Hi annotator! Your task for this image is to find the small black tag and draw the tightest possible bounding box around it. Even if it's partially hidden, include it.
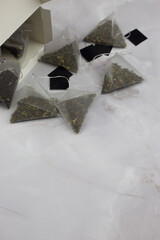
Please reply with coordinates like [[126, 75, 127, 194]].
[[50, 77, 69, 90], [80, 44, 112, 62], [48, 67, 72, 90], [125, 29, 147, 46], [48, 66, 73, 79]]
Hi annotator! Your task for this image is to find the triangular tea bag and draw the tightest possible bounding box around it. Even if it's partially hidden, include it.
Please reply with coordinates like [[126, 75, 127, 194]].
[[39, 29, 80, 73], [10, 77, 59, 123], [101, 54, 144, 94], [56, 90, 96, 133], [84, 14, 126, 48], [40, 42, 78, 73], [10, 96, 59, 123], [0, 60, 20, 109], [2, 24, 31, 59]]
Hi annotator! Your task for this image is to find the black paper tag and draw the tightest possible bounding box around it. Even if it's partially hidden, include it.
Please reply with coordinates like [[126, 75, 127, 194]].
[[80, 44, 112, 62], [48, 66, 73, 79], [125, 29, 147, 46], [48, 67, 72, 90]]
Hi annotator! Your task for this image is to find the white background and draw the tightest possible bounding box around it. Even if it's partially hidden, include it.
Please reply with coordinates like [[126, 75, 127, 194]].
[[0, 0, 160, 239]]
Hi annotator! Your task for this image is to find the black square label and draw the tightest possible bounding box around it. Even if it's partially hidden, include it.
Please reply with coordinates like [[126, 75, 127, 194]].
[[125, 29, 147, 46], [80, 44, 112, 62], [48, 67, 72, 90]]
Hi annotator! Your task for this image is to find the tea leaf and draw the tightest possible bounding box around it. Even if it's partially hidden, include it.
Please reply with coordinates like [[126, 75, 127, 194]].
[[39, 42, 79, 73], [102, 63, 144, 94], [0, 70, 19, 109], [3, 29, 25, 59], [84, 20, 126, 48], [56, 93, 96, 133], [10, 96, 59, 123]]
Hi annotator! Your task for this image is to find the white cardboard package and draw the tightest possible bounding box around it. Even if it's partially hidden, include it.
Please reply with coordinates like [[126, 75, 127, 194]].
[[0, 0, 53, 79]]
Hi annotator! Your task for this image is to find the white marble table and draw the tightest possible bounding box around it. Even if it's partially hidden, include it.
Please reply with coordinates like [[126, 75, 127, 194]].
[[0, 0, 160, 239]]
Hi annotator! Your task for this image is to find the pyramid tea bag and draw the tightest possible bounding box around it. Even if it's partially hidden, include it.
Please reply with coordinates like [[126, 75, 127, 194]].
[[39, 29, 80, 73], [10, 96, 59, 123], [0, 59, 20, 108], [101, 54, 144, 94], [2, 24, 31, 59], [55, 89, 96, 133], [10, 77, 59, 123], [84, 14, 126, 48]]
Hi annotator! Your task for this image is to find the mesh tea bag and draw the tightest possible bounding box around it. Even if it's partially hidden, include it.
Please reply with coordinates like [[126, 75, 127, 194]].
[[0, 59, 20, 108], [101, 54, 144, 94], [84, 13, 126, 48], [2, 24, 31, 59], [10, 76, 59, 123], [39, 29, 80, 73], [55, 89, 96, 133]]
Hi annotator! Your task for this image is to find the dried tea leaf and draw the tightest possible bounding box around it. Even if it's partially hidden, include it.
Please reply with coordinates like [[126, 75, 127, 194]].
[[56, 93, 96, 133], [84, 20, 126, 48], [21, 96, 58, 113], [3, 29, 25, 59], [10, 96, 59, 123], [102, 63, 144, 94], [0, 70, 19, 108], [39, 42, 79, 73]]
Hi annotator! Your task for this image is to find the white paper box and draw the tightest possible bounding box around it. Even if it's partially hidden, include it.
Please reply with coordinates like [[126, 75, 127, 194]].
[[0, 0, 52, 79]]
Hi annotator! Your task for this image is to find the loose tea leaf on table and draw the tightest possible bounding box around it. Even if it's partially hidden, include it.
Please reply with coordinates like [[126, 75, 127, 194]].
[[3, 29, 25, 59], [39, 42, 79, 73], [56, 93, 96, 133], [84, 20, 126, 48], [0, 70, 19, 108], [102, 63, 144, 94], [10, 96, 59, 123]]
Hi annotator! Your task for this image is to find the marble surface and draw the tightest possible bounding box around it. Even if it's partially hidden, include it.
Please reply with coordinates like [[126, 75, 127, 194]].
[[0, 0, 160, 239]]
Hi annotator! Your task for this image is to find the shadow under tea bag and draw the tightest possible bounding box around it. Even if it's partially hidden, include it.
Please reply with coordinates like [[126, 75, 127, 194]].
[[10, 77, 59, 123], [55, 89, 96, 133], [101, 54, 144, 94], [0, 59, 20, 108], [84, 13, 126, 48], [39, 29, 80, 73], [2, 24, 31, 59]]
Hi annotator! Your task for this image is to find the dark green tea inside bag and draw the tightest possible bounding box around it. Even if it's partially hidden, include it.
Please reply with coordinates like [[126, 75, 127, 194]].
[[10, 77, 59, 123], [39, 42, 79, 73], [2, 24, 31, 59], [101, 54, 144, 94], [56, 90, 96, 133], [10, 96, 59, 123], [39, 29, 80, 73], [84, 14, 126, 48], [0, 60, 20, 109]]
